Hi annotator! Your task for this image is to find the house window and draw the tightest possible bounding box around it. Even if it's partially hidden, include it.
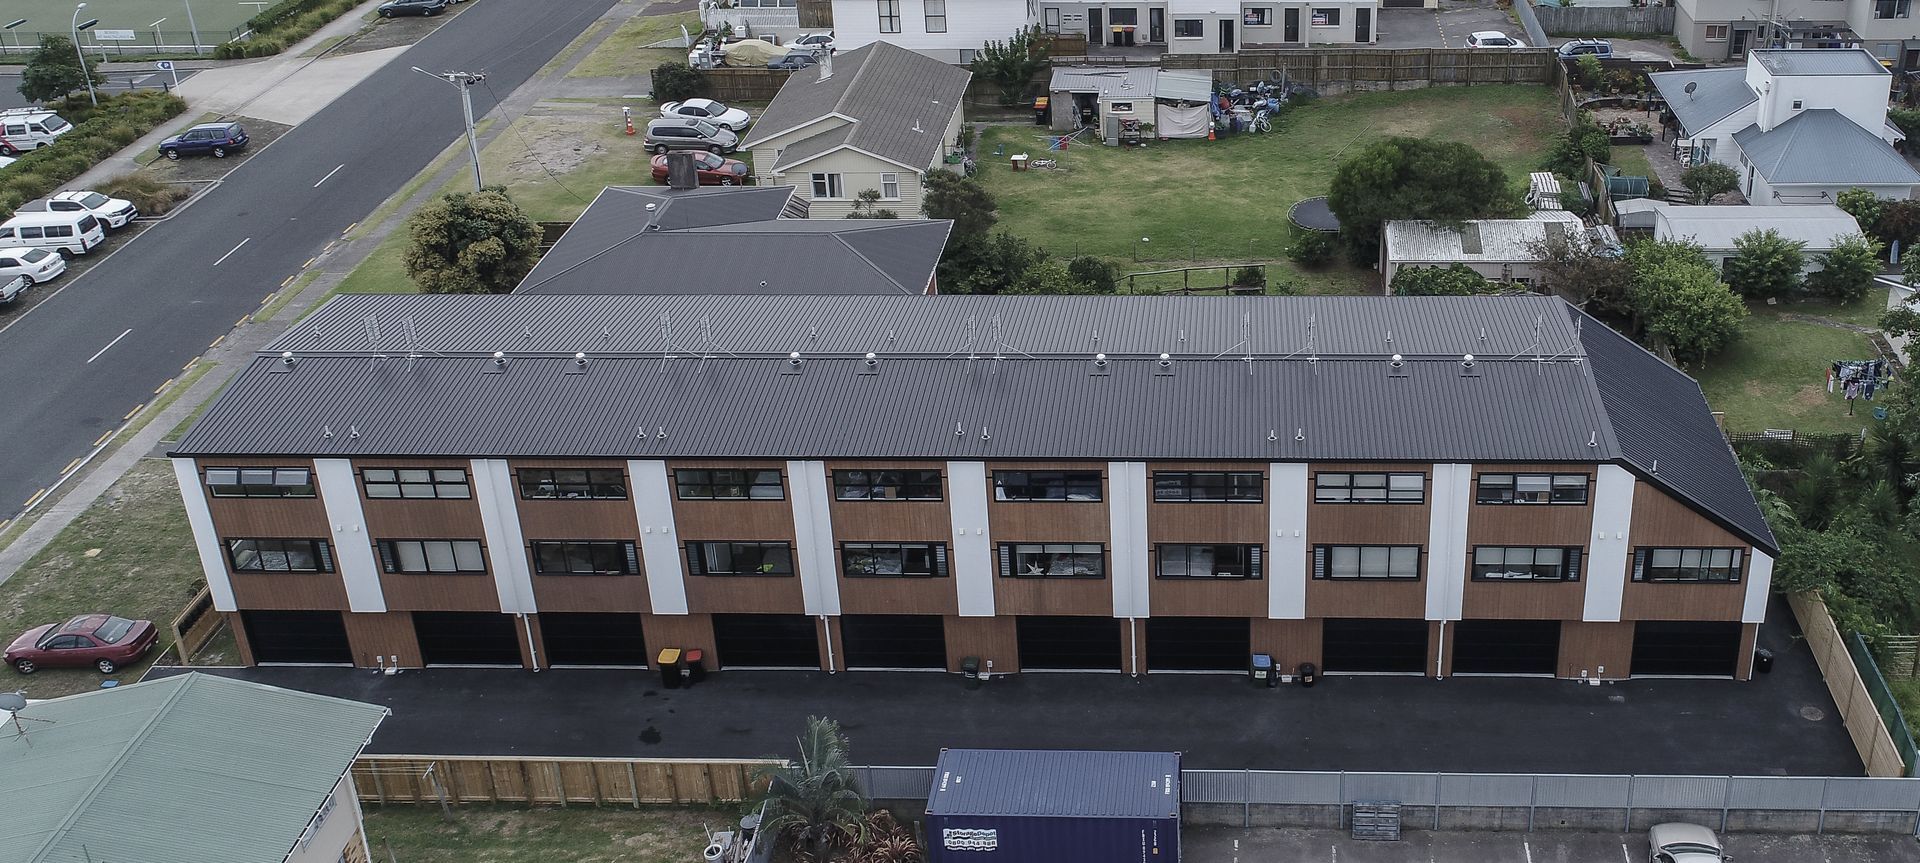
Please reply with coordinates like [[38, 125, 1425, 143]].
[[1153, 471, 1263, 502], [1111, 101, 1135, 112], [1109, 7, 1138, 24], [675, 468, 784, 500], [1476, 473, 1589, 504], [880, 173, 900, 199], [1000, 543, 1106, 578], [1314, 472, 1424, 504], [879, 0, 902, 32], [834, 469, 943, 500], [532, 540, 640, 575], [1313, 545, 1421, 580], [842, 542, 948, 577], [993, 470, 1102, 501], [811, 172, 844, 199], [924, 0, 947, 31], [1157, 544, 1262, 579], [1312, 7, 1339, 25], [1472, 546, 1582, 582], [205, 467, 315, 498], [1792, 99, 1803, 109], [1704, 24, 1728, 40], [1879, 42, 1900, 59], [1633, 547, 1744, 583], [362, 468, 470, 499], [377, 540, 487, 574], [1876, 0, 1910, 18], [1173, 18, 1203, 37], [1243, 7, 1271, 24], [687, 541, 795, 576], [226, 538, 333, 573], [518, 468, 627, 500], [959, 48, 978, 63]]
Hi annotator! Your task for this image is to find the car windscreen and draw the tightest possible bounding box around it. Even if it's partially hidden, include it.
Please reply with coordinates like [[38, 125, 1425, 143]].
[[693, 121, 720, 137], [77, 193, 108, 208], [94, 617, 135, 644], [78, 216, 98, 233], [1660, 844, 1720, 855], [41, 117, 69, 133]]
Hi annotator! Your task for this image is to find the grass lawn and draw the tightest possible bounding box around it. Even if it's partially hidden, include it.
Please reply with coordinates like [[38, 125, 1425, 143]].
[[569, 11, 701, 79], [1694, 293, 1890, 436], [362, 804, 730, 863], [1608, 146, 1655, 186]]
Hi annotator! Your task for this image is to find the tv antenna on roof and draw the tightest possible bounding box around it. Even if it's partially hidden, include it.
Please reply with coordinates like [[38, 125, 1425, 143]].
[[0, 691, 53, 745]]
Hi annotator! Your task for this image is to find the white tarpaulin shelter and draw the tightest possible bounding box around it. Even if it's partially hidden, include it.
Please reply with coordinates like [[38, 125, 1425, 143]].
[[1155, 69, 1213, 139], [721, 39, 786, 66]]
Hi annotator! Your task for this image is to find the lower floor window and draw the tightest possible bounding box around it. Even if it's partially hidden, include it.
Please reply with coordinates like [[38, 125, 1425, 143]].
[[227, 538, 333, 573], [1311, 7, 1339, 25], [1156, 544, 1262, 578], [1314, 545, 1420, 579], [1472, 546, 1580, 582], [532, 540, 639, 575], [378, 539, 486, 573], [1001, 543, 1105, 578], [1634, 547, 1743, 583], [688, 541, 795, 575], [843, 542, 948, 577], [1704, 23, 1728, 40], [1173, 18, 1203, 36], [811, 172, 844, 199]]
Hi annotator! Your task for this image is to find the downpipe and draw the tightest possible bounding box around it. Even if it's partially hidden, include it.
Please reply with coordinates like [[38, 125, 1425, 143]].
[[521, 612, 540, 672]]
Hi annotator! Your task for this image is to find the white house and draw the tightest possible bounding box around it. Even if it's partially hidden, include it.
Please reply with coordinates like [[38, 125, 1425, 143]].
[[832, 0, 1033, 62], [1380, 212, 1587, 290], [829, 0, 1377, 61], [1644, 201, 1864, 272], [1671, 0, 1920, 72]]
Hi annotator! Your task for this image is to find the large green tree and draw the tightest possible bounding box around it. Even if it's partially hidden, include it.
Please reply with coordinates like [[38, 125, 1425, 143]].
[[1625, 238, 1746, 361], [18, 35, 99, 104], [972, 26, 1048, 106], [403, 187, 542, 294], [1680, 161, 1739, 204], [1806, 233, 1883, 303], [1721, 228, 1805, 300], [1327, 137, 1521, 265], [755, 717, 868, 862], [1525, 229, 1634, 318]]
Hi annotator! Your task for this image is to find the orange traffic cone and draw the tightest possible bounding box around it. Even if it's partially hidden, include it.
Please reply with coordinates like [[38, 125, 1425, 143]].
[[625, 116, 636, 136], [1207, 126, 1215, 141]]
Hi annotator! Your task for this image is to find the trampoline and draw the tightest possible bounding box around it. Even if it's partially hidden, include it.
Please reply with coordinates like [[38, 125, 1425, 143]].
[[1289, 196, 1340, 233]]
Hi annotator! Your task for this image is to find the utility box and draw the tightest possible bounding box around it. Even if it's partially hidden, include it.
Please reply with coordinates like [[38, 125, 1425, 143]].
[[925, 749, 1180, 863]]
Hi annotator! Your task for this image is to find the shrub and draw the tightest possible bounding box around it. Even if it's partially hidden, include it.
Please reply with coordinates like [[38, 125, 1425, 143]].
[[651, 63, 705, 104], [100, 173, 191, 216], [0, 91, 186, 219], [1573, 54, 1604, 90], [1286, 230, 1334, 267], [216, 0, 357, 60], [1807, 233, 1884, 304], [1232, 266, 1265, 289], [1722, 228, 1806, 300], [1391, 264, 1488, 296], [1066, 255, 1117, 294]]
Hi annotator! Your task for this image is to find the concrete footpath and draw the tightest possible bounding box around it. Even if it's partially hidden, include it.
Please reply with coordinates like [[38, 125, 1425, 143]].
[[1187, 827, 1920, 863]]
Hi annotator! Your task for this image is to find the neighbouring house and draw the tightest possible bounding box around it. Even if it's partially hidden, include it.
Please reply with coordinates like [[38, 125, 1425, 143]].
[[1046, 66, 1213, 140], [744, 41, 971, 218], [1380, 212, 1587, 288], [1039, 0, 1380, 51], [1672, 0, 1920, 72], [832, 0, 1032, 63], [1638, 201, 1864, 271], [1648, 48, 1920, 204], [701, 0, 806, 45], [0, 672, 388, 863]]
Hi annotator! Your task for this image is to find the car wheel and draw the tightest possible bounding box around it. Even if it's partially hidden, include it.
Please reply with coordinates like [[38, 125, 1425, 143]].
[[212, 146, 228, 158], [12, 659, 33, 674], [381, 8, 394, 15], [163, 149, 180, 161], [652, 144, 668, 155], [720, 177, 734, 186], [20, 274, 36, 287], [96, 659, 116, 674], [707, 145, 722, 154], [0, 145, 15, 156]]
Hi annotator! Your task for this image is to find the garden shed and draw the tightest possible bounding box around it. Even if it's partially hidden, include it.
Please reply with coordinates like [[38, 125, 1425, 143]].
[[1049, 66, 1158, 135], [1154, 69, 1215, 139], [925, 749, 1181, 863]]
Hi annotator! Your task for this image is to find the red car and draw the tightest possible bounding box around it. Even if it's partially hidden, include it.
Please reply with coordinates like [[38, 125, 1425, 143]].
[[5, 614, 157, 674], [651, 151, 749, 186]]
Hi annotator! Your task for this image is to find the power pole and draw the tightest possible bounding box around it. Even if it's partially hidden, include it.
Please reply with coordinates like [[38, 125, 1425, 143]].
[[412, 67, 487, 192]]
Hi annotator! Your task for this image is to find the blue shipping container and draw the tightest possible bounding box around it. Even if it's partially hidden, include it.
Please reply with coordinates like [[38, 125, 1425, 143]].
[[924, 749, 1180, 863]]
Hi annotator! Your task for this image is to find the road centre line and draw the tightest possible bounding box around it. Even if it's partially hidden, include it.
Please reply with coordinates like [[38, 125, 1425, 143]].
[[314, 164, 346, 187], [86, 328, 132, 363], [213, 237, 250, 266]]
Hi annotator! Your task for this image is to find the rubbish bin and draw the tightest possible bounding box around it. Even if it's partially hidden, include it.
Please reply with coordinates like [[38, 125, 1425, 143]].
[[1250, 653, 1273, 686], [1033, 96, 1050, 126], [1297, 662, 1317, 688], [684, 648, 706, 686], [657, 648, 683, 689], [1754, 648, 1775, 674], [961, 656, 981, 679]]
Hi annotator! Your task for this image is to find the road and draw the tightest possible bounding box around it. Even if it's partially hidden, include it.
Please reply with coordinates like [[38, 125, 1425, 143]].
[[0, 0, 619, 517], [0, 71, 200, 111]]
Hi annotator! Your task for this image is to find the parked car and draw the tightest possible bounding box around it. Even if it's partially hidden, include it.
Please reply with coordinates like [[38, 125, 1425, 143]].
[[792, 31, 835, 53], [1647, 823, 1725, 863], [651, 151, 750, 185], [18, 190, 139, 230], [768, 51, 819, 70], [643, 117, 739, 155], [158, 122, 249, 160], [660, 98, 753, 132], [0, 274, 24, 304], [1467, 31, 1527, 48], [0, 210, 105, 257], [0, 108, 72, 155], [4, 614, 158, 674], [0, 246, 67, 286], [1558, 38, 1614, 59], [378, 0, 447, 15]]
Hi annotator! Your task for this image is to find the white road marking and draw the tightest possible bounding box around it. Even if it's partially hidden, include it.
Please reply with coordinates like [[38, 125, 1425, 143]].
[[313, 164, 346, 187], [86, 328, 131, 363], [1622, 842, 1634, 863], [213, 237, 249, 266], [1524, 840, 1534, 863]]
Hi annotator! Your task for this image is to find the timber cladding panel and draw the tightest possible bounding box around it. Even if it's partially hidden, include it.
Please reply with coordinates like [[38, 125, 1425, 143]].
[[994, 576, 1113, 616], [1465, 465, 1595, 546], [356, 457, 487, 539], [982, 460, 1111, 542], [199, 456, 330, 537], [1145, 461, 1270, 544], [1305, 577, 1427, 619], [379, 574, 502, 613], [943, 615, 1019, 673], [684, 572, 807, 614], [1461, 578, 1585, 619], [344, 611, 422, 667], [230, 573, 350, 610], [508, 458, 643, 542], [669, 459, 797, 541], [837, 569, 959, 614], [1558, 620, 1632, 679], [1150, 577, 1268, 617], [644, 613, 717, 666], [352, 757, 776, 805], [823, 459, 953, 541], [1253, 618, 1321, 669], [532, 574, 653, 613], [1618, 481, 1749, 620]]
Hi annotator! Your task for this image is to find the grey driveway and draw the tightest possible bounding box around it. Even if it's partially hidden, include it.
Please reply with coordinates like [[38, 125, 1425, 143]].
[[1188, 828, 1920, 863], [1377, 0, 1520, 48]]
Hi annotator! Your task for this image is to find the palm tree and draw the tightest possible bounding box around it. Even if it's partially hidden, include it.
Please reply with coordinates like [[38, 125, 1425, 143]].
[[757, 716, 869, 862]]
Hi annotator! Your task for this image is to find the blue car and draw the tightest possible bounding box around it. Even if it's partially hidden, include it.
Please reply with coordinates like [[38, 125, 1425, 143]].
[[157, 122, 249, 161]]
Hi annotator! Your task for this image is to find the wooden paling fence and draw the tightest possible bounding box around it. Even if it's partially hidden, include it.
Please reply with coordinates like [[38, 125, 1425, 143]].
[[353, 756, 780, 807], [1789, 592, 1909, 777], [1157, 48, 1556, 88], [168, 586, 223, 666]]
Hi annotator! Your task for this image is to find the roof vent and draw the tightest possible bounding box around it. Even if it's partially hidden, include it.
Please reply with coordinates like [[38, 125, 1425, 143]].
[[782, 351, 803, 376], [566, 351, 589, 375], [858, 351, 879, 376], [281, 351, 296, 366], [1459, 353, 1480, 378], [271, 350, 296, 374], [484, 350, 507, 375], [1154, 352, 1173, 377], [645, 202, 658, 211], [1090, 352, 1110, 377], [1389, 353, 1408, 379], [575, 352, 588, 366]]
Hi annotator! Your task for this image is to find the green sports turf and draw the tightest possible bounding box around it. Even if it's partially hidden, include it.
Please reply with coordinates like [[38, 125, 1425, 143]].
[[0, 0, 257, 53]]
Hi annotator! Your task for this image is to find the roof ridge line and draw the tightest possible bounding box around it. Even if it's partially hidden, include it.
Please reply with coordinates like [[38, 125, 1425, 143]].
[[830, 44, 881, 118], [30, 676, 196, 863], [828, 230, 912, 293]]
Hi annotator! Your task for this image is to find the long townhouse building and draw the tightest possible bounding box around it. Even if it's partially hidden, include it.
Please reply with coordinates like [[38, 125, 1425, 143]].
[[169, 293, 1777, 680]]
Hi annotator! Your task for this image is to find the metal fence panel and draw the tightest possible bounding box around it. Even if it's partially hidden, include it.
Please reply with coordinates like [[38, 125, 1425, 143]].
[[1727, 776, 1827, 810], [1822, 777, 1920, 811], [1851, 634, 1920, 776], [1247, 770, 1341, 804], [861, 766, 935, 801], [1533, 774, 1632, 808], [1631, 776, 1729, 809], [1343, 772, 1438, 805], [1183, 770, 1248, 804], [1438, 773, 1535, 807]]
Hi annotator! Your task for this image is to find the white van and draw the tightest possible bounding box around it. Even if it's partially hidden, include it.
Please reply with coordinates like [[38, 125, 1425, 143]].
[[0, 211, 104, 256], [0, 109, 72, 155]]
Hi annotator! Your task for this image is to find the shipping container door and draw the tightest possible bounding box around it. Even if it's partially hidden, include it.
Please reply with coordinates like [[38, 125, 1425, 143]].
[[1321, 618, 1428, 673], [414, 611, 522, 666], [541, 612, 648, 666], [841, 614, 947, 669], [241, 610, 351, 665], [1015, 616, 1122, 670], [713, 613, 820, 668], [1145, 617, 1250, 671], [1450, 620, 1560, 675], [1631, 620, 1742, 676]]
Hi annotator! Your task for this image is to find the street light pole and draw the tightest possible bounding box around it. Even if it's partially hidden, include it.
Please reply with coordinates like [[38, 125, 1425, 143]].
[[3, 20, 25, 56], [71, 5, 98, 108], [413, 66, 487, 192], [183, 0, 201, 55]]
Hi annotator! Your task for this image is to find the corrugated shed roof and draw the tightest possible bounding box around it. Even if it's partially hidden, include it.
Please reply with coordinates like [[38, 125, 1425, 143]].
[[745, 42, 971, 172], [0, 673, 388, 863], [1647, 67, 1756, 136], [1156, 69, 1214, 103], [1652, 202, 1860, 250], [1050, 66, 1158, 98], [1384, 214, 1581, 264], [927, 750, 1180, 818], [1752, 48, 1888, 76], [1732, 110, 1920, 187]]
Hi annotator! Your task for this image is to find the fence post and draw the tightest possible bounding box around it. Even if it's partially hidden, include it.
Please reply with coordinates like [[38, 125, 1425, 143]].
[[1434, 773, 1443, 830], [1720, 775, 1732, 832], [1244, 769, 1251, 828], [1527, 775, 1537, 832], [1339, 771, 1347, 830], [1818, 777, 1829, 834], [1625, 775, 1635, 832]]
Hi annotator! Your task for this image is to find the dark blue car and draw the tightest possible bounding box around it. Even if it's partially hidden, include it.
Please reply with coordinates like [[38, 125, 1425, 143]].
[[157, 122, 249, 161]]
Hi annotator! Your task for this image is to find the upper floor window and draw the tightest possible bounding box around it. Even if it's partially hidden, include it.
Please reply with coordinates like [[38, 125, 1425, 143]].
[[1314, 472, 1423, 504], [377, 539, 487, 574], [206, 467, 314, 498], [532, 540, 640, 575], [1476, 473, 1589, 505], [227, 538, 333, 573], [676, 468, 784, 500], [834, 469, 943, 501], [518, 468, 628, 500], [363, 467, 470, 500], [1153, 471, 1262, 503], [1472, 546, 1581, 582], [878, 0, 902, 33], [924, 0, 947, 31], [881, 173, 901, 200], [1313, 545, 1420, 580], [1633, 547, 1744, 583], [1000, 543, 1106, 578], [1173, 18, 1203, 37], [1157, 544, 1262, 579], [843, 542, 948, 577], [994, 470, 1102, 501], [1876, 0, 1909, 18], [687, 541, 795, 576]]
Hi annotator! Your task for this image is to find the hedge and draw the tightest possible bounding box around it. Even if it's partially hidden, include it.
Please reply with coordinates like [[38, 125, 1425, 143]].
[[246, 0, 335, 32], [0, 91, 188, 215], [215, 0, 361, 59]]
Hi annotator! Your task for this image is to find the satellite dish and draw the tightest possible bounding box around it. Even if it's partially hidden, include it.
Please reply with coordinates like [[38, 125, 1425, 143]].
[[1684, 81, 1698, 98], [0, 692, 23, 712]]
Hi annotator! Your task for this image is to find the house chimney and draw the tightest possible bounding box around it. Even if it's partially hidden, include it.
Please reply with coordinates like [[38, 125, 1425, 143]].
[[665, 151, 700, 189], [819, 50, 832, 80]]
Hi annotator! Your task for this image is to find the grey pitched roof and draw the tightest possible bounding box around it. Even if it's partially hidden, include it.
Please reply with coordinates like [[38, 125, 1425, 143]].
[[175, 294, 1774, 552], [1751, 48, 1888, 76], [0, 673, 388, 863], [770, 123, 854, 171], [1050, 66, 1158, 97], [745, 41, 972, 171], [1648, 67, 1757, 137], [1651, 203, 1861, 250], [1732, 109, 1920, 186], [518, 186, 949, 296]]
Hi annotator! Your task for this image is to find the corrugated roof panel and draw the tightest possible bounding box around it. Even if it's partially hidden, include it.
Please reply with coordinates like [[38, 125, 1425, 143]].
[[1731, 110, 1920, 187], [927, 750, 1180, 818], [1647, 67, 1756, 136]]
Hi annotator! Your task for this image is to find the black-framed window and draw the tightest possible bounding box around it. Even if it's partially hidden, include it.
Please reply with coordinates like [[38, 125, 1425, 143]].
[[1313, 545, 1421, 580], [531, 541, 640, 575], [377, 539, 487, 574], [993, 470, 1102, 501], [518, 468, 628, 500], [999, 543, 1106, 578], [1153, 471, 1262, 502], [675, 468, 784, 500], [1314, 472, 1424, 504], [1476, 473, 1589, 505], [1633, 547, 1744, 583], [687, 542, 795, 576], [226, 538, 333, 573], [842, 542, 948, 577], [363, 468, 471, 500], [923, 0, 946, 31], [834, 469, 943, 501], [1472, 546, 1582, 582], [1173, 18, 1203, 36], [878, 0, 901, 32], [205, 467, 314, 498], [1156, 544, 1262, 579]]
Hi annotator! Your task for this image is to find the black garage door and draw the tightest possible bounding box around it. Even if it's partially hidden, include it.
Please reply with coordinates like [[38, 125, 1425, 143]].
[[1016, 616, 1122, 670], [541, 613, 648, 666], [1451, 620, 1561, 675], [1632, 621, 1742, 676], [415, 611, 522, 666], [841, 614, 947, 669], [1322, 618, 1429, 673], [1146, 617, 1251, 671], [241, 610, 351, 665], [714, 614, 819, 668]]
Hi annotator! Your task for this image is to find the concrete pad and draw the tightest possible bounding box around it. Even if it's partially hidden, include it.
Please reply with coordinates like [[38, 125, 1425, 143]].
[[235, 46, 410, 126]]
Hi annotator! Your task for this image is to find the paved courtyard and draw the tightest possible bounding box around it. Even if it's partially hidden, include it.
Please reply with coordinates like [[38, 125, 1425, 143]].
[[1188, 828, 1920, 863]]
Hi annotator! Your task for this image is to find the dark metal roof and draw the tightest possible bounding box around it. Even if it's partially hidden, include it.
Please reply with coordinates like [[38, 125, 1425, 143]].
[[926, 750, 1180, 819], [1647, 67, 1756, 137], [744, 41, 972, 171]]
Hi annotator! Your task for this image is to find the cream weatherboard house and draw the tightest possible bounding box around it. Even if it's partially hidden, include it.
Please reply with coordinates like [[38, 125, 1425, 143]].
[[744, 41, 972, 218], [828, 0, 1379, 59]]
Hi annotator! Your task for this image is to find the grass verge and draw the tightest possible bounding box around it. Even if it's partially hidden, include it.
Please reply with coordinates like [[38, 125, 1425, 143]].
[[1694, 294, 1889, 435], [362, 804, 728, 863], [568, 11, 701, 79]]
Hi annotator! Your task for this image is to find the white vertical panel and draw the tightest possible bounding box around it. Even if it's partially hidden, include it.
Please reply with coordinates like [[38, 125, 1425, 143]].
[[629, 460, 688, 615], [1107, 461, 1150, 618], [1744, 550, 1774, 624], [470, 459, 537, 614], [1425, 464, 1471, 621], [171, 458, 237, 613], [1268, 463, 1309, 619], [1583, 464, 1637, 623], [788, 460, 842, 616], [947, 461, 995, 616], [313, 459, 386, 613]]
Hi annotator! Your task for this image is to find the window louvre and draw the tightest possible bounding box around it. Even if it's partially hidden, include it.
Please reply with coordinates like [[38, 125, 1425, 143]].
[[688, 542, 795, 576], [1153, 471, 1262, 502], [1000, 543, 1105, 578], [1314, 472, 1423, 504], [834, 469, 943, 501], [1477, 473, 1589, 505], [1156, 543, 1262, 579], [531, 540, 641, 575], [518, 468, 628, 500], [226, 538, 334, 573], [1471, 546, 1581, 582], [206, 466, 315, 498], [1632, 547, 1744, 583], [993, 470, 1103, 501], [675, 468, 785, 500], [376, 540, 487, 574], [363, 467, 471, 500], [1312, 545, 1421, 579], [841, 542, 949, 577]]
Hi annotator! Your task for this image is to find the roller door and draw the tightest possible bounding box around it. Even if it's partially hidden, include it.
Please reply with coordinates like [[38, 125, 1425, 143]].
[[841, 614, 947, 669], [1016, 616, 1122, 670], [414, 611, 522, 666], [1632, 621, 1742, 676], [1451, 620, 1561, 675], [541, 613, 648, 666], [1322, 618, 1428, 673], [1146, 617, 1251, 671], [714, 613, 820, 668], [241, 610, 351, 665]]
